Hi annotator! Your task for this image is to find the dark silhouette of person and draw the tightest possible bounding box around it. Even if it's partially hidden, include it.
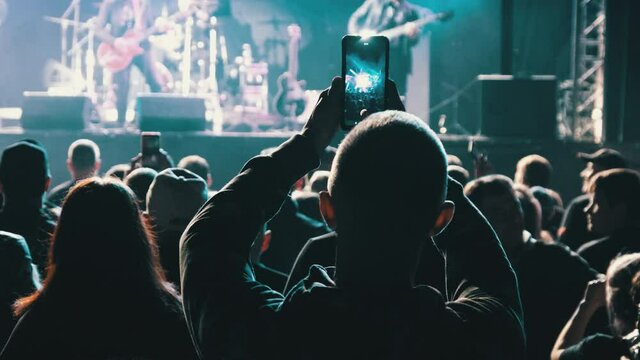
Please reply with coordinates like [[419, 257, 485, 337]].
[[178, 155, 214, 190], [514, 154, 553, 189], [559, 148, 627, 250], [552, 254, 640, 359], [145, 168, 207, 289], [0, 178, 197, 359], [0, 232, 39, 348], [179, 78, 525, 359], [0, 141, 57, 278], [578, 169, 640, 274], [464, 175, 598, 360], [124, 167, 157, 211]]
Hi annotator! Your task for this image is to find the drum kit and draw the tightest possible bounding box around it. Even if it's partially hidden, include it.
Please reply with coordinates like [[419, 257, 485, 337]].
[[42, 0, 305, 131]]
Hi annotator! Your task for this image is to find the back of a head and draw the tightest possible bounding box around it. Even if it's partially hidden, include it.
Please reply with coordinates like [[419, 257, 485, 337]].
[[590, 168, 640, 221], [124, 167, 158, 210], [447, 154, 463, 167], [607, 253, 640, 336], [177, 155, 211, 184], [447, 165, 469, 186], [51, 178, 161, 285], [309, 171, 330, 193], [68, 139, 100, 175], [514, 184, 542, 238], [465, 174, 518, 210], [105, 164, 131, 181], [330, 111, 447, 261], [464, 175, 528, 249], [515, 154, 552, 188], [0, 141, 50, 199], [146, 168, 208, 231]]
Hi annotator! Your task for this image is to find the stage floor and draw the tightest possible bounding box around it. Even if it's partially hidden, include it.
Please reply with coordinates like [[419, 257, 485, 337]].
[[0, 127, 634, 203]]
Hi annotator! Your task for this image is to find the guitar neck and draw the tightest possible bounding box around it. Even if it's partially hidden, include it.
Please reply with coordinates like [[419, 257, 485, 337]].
[[377, 12, 445, 40]]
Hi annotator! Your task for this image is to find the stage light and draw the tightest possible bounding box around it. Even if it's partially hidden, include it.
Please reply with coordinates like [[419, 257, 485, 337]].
[[354, 73, 373, 92]]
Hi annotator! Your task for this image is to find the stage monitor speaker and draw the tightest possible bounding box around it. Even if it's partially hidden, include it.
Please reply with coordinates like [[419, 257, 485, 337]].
[[457, 75, 557, 139], [136, 94, 207, 132], [20, 92, 91, 131]]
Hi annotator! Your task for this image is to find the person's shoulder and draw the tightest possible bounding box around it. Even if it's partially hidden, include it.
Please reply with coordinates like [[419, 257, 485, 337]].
[[527, 240, 598, 275], [307, 231, 338, 246], [530, 239, 582, 257], [577, 236, 610, 255], [0, 231, 30, 258], [49, 180, 73, 194], [567, 194, 590, 209]]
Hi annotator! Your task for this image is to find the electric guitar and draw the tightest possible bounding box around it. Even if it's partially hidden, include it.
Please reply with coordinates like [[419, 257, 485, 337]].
[[274, 24, 306, 118], [96, 9, 191, 73], [374, 10, 453, 40]]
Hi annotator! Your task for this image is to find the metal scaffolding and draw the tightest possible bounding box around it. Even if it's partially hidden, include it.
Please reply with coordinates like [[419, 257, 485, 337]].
[[559, 0, 606, 142]]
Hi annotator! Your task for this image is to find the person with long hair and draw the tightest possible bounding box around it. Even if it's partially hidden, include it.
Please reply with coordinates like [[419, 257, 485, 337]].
[[0, 178, 197, 359], [551, 253, 640, 359]]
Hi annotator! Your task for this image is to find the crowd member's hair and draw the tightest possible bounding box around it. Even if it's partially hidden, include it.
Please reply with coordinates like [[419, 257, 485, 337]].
[[105, 164, 130, 181], [606, 253, 640, 336], [309, 171, 330, 193], [515, 154, 553, 188], [447, 154, 463, 167], [68, 139, 100, 174], [177, 155, 211, 184], [329, 111, 447, 279], [514, 184, 542, 238], [464, 174, 519, 210], [531, 186, 564, 232], [124, 168, 158, 211], [448, 165, 470, 186], [589, 169, 640, 222], [14, 178, 175, 316], [0, 141, 51, 199]]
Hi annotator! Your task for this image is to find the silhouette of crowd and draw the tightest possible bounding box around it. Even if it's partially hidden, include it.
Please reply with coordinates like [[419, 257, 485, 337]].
[[1, 77, 640, 360]]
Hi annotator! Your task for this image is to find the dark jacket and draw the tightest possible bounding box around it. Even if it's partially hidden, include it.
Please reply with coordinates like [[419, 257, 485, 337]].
[[514, 236, 598, 360], [0, 203, 57, 277], [47, 180, 76, 207], [0, 232, 38, 349], [559, 195, 600, 251], [0, 285, 197, 359], [180, 134, 525, 359], [261, 196, 329, 274], [578, 226, 640, 274], [285, 231, 446, 295]]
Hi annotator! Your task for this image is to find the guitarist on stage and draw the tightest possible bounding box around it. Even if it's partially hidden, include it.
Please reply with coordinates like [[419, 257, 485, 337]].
[[95, 0, 164, 126], [348, 0, 433, 96]]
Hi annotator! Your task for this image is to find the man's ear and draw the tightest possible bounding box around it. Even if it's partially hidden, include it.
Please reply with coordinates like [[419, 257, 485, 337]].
[[319, 191, 337, 230], [429, 200, 455, 237], [95, 160, 102, 175]]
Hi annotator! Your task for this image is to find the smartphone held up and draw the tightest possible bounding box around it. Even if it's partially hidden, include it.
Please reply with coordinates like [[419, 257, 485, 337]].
[[341, 35, 389, 130]]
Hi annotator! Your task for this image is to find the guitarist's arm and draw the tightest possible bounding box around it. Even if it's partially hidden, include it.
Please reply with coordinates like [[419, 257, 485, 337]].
[[348, 0, 375, 34], [403, 4, 432, 44]]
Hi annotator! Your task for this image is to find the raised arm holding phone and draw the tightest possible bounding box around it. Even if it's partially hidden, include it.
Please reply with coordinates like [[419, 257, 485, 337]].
[[179, 71, 524, 358]]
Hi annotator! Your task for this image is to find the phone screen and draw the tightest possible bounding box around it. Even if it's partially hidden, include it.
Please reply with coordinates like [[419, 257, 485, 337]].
[[342, 35, 389, 129], [141, 132, 161, 156]]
